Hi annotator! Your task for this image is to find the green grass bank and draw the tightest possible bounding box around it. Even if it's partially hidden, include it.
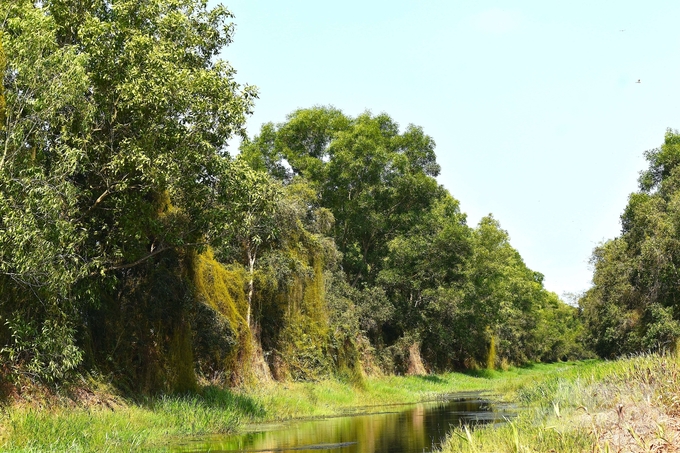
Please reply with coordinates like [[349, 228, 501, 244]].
[[2, 359, 669, 452]]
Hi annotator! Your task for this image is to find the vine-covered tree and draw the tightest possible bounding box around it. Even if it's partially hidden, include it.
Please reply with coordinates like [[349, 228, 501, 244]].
[[0, 0, 255, 381], [0, 35, 5, 129]]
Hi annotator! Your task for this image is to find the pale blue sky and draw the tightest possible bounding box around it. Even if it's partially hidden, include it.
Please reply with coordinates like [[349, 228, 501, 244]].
[[215, 1, 680, 298]]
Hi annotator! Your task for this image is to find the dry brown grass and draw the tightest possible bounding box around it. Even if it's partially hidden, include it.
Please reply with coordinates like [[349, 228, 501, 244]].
[[442, 355, 680, 453], [583, 356, 680, 452]]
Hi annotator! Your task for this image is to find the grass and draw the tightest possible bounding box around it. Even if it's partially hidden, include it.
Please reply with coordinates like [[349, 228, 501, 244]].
[[439, 354, 680, 452], [0, 388, 262, 452], [1, 359, 670, 452], [245, 362, 590, 421]]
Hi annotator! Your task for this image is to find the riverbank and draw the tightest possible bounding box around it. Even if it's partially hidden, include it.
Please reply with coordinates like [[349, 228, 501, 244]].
[[440, 353, 680, 452], [0, 362, 587, 452]]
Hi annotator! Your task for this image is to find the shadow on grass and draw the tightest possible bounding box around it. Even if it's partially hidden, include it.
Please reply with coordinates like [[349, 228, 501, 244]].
[[200, 385, 266, 418], [462, 369, 498, 379], [415, 375, 446, 384], [516, 362, 539, 370], [140, 385, 266, 419]]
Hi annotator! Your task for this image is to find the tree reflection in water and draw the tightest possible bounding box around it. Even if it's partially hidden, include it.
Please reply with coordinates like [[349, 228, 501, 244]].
[[172, 393, 515, 453]]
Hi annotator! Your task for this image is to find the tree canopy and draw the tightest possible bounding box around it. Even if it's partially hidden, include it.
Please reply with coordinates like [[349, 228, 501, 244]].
[[0, 0, 255, 382], [0, 1, 586, 389], [242, 107, 444, 288], [243, 108, 586, 373]]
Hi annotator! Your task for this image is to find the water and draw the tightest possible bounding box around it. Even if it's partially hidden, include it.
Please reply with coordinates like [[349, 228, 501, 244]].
[[171, 392, 514, 453]]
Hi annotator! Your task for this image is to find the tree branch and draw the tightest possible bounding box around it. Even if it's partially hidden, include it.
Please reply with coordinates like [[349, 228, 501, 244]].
[[94, 242, 208, 274]]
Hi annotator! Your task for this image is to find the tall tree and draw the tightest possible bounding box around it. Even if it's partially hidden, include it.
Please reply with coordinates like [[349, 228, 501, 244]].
[[214, 159, 282, 327], [0, 0, 255, 379], [581, 130, 680, 357], [242, 107, 443, 288]]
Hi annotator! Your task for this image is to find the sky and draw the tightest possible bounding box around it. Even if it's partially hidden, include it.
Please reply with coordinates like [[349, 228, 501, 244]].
[[212, 0, 680, 299]]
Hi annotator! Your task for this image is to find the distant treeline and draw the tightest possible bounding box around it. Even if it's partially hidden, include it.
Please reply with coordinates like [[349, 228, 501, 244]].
[[0, 0, 586, 393]]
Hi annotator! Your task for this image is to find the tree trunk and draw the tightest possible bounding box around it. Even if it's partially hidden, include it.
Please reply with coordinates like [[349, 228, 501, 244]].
[[406, 342, 426, 375], [246, 249, 255, 327]]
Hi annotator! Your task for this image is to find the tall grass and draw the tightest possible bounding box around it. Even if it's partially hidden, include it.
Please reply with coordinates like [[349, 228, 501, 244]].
[[440, 354, 680, 452], [248, 362, 589, 421], [0, 387, 263, 452]]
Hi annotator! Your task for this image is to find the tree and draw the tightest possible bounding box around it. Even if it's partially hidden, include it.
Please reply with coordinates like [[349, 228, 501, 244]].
[[377, 194, 472, 364], [448, 216, 582, 367], [0, 0, 255, 380], [242, 107, 443, 288], [581, 130, 680, 357], [214, 159, 282, 327]]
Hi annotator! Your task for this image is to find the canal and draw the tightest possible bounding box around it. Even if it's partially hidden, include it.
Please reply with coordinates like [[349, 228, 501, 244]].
[[171, 392, 514, 453]]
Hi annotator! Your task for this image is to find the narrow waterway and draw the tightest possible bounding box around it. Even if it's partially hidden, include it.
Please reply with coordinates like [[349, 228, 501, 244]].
[[171, 392, 515, 453]]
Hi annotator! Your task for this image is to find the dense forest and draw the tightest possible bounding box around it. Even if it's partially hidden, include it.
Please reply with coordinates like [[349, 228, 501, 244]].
[[0, 0, 622, 395]]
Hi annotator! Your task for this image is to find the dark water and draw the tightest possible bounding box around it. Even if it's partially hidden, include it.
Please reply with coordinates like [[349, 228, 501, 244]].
[[170, 392, 514, 453]]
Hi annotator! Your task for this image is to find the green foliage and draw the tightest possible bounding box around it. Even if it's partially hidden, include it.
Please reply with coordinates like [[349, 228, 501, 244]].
[[324, 271, 366, 385], [516, 292, 589, 362], [0, 0, 585, 388], [81, 250, 195, 393], [377, 194, 472, 369], [282, 258, 330, 374], [0, 0, 254, 383], [1, 315, 82, 382], [581, 130, 680, 357], [378, 194, 471, 327], [213, 159, 284, 329], [0, 1, 93, 379], [215, 161, 283, 263], [253, 182, 339, 380], [246, 108, 586, 374], [243, 107, 443, 288], [190, 248, 250, 384]]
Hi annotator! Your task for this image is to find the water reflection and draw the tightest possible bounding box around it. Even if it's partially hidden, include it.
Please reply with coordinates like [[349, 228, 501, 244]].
[[171, 393, 514, 453]]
